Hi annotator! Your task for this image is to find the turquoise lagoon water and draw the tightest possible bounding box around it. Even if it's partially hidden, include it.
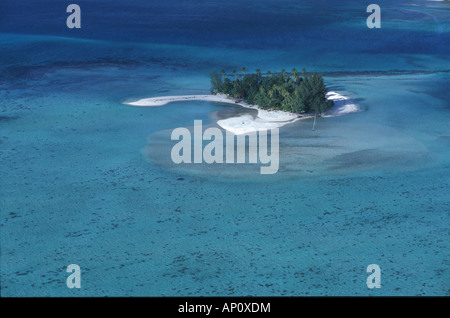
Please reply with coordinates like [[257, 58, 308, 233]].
[[1, 1, 449, 296]]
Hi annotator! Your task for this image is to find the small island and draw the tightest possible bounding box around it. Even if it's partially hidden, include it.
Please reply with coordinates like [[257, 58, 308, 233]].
[[210, 68, 334, 115], [124, 68, 358, 135]]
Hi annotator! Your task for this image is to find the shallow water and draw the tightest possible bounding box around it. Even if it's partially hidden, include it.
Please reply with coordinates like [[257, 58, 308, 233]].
[[1, 0, 449, 296]]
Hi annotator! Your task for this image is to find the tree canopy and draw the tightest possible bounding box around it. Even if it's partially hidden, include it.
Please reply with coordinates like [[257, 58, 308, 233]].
[[210, 69, 333, 114]]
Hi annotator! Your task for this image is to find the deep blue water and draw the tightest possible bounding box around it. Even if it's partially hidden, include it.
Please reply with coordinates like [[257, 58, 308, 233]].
[[1, 0, 449, 296]]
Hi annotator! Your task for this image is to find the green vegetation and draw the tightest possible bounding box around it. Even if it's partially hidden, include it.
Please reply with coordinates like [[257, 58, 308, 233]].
[[210, 68, 333, 115]]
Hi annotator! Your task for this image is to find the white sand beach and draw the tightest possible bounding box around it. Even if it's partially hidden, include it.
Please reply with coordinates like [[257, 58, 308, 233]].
[[323, 91, 359, 117], [124, 92, 359, 135], [125, 94, 236, 107]]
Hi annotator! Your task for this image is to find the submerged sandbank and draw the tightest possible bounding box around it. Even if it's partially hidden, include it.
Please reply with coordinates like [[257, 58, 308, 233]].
[[124, 92, 359, 135]]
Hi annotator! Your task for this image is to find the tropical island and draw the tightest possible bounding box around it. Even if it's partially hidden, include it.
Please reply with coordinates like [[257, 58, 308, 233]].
[[124, 68, 359, 135], [210, 68, 334, 115]]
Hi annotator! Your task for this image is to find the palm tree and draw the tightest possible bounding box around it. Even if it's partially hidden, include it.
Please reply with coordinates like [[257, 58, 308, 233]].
[[241, 67, 246, 75], [281, 68, 288, 82], [291, 68, 299, 82], [274, 84, 293, 112], [256, 68, 261, 80], [302, 68, 307, 81], [220, 69, 225, 80]]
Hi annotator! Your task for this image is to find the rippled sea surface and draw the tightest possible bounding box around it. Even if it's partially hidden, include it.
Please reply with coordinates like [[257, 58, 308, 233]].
[[1, 0, 449, 296]]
